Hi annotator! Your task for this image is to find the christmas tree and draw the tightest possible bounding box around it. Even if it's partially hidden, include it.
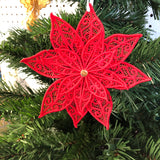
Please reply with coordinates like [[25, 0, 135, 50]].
[[0, 0, 160, 159]]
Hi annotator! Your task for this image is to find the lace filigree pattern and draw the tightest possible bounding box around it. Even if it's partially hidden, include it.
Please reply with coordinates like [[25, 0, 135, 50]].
[[21, 3, 151, 129], [66, 101, 88, 128], [39, 79, 73, 118]]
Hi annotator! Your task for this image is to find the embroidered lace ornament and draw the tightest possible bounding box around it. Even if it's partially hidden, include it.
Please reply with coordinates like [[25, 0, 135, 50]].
[[21, 4, 151, 130]]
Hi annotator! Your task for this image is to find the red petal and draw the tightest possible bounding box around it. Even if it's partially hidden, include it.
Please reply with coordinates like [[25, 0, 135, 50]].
[[109, 62, 152, 89], [45, 49, 82, 71], [104, 34, 142, 65], [50, 13, 83, 54], [87, 51, 113, 71], [93, 70, 127, 89], [58, 75, 82, 95], [74, 79, 91, 114], [88, 89, 113, 130], [76, 3, 104, 44], [66, 101, 88, 128], [21, 49, 81, 78], [39, 79, 73, 118], [86, 74, 108, 100], [82, 30, 104, 67]]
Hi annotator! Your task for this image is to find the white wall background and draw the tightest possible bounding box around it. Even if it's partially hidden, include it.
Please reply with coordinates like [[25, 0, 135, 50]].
[[145, 7, 160, 39], [0, 0, 159, 90]]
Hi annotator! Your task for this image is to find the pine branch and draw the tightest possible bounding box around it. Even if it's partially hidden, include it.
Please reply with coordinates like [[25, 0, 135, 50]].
[[129, 37, 160, 64], [145, 137, 160, 160], [0, 81, 46, 123], [97, 122, 138, 159], [0, 80, 45, 101], [72, 0, 160, 19]]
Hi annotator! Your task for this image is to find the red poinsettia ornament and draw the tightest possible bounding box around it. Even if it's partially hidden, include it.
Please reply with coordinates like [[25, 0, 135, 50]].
[[21, 4, 151, 130]]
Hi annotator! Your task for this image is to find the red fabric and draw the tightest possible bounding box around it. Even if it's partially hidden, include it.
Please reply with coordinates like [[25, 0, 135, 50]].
[[21, 4, 151, 130]]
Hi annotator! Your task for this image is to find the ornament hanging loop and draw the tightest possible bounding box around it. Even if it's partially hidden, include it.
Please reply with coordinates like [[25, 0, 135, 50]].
[[87, 0, 94, 12]]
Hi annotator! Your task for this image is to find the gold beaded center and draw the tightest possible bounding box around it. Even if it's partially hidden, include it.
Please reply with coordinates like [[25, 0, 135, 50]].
[[80, 70, 88, 77]]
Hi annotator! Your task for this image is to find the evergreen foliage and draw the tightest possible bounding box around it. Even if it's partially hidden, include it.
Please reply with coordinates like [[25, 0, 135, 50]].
[[0, 0, 160, 159]]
